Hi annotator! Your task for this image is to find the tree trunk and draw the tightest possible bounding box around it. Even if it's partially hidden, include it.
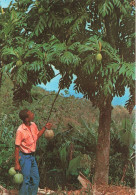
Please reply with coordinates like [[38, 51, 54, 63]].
[[0, 72, 2, 88], [94, 96, 112, 185], [0, 61, 3, 88]]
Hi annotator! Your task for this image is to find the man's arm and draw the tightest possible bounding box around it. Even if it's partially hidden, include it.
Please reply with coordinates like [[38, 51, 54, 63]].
[[15, 145, 21, 171], [37, 127, 46, 139]]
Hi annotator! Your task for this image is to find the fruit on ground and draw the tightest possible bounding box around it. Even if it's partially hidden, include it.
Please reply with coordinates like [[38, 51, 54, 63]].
[[13, 173, 23, 184], [45, 129, 54, 140], [96, 53, 102, 61], [8, 167, 16, 176], [16, 60, 23, 66]]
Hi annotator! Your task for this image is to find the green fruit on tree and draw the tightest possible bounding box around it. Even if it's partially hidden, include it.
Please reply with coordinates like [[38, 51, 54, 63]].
[[13, 173, 23, 184], [38, 7, 45, 14], [96, 53, 102, 61], [8, 167, 16, 176], [16, 60, 23, 66]]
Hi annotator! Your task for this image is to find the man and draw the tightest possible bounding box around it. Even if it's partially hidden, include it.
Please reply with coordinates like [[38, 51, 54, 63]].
[[15, 109, 52, 195]]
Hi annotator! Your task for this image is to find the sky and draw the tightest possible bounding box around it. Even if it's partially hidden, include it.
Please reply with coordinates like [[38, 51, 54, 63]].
[[0, 0, 131, 106], [0, 0, 11, 8], [38, 72, 130, 107], [39, 83, 130, 107]]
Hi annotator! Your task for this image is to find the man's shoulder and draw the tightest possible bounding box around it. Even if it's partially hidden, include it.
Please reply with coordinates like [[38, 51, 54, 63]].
[[31, 122, 39, 131], [16, 124, 25, 132], [31, 122, 36, 126]]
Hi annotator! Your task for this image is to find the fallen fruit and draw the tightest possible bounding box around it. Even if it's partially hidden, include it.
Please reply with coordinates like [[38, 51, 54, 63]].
[[45, 129, 54, 140], [96, 53, 102, 61], [13, 173, 23, 184], [8, 167, 16, 176]]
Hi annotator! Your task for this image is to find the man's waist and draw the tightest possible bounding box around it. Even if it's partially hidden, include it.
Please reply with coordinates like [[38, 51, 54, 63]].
[[20, 151, 35, 156]]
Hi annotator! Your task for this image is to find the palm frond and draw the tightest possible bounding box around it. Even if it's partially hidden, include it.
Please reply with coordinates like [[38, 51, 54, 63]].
[[34, 15, 47, 36], [98, 0, 114, 17], [68, 42, 80, 51], [71, 12, 89, 33], [15, 68, 28, 86], [2, 47, 17, 57], [2, 62, 15, 72], [29, 61, 44, 71], [52, 43, 67, 53], [60, 51, 80, 66], [125, 94, 135, 114], [62, 15, 76, 25], [101, 41, 121, 63]]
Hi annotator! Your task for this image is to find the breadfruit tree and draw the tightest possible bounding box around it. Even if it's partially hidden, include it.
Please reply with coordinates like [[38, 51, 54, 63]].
[[0, 0, 135, 184]]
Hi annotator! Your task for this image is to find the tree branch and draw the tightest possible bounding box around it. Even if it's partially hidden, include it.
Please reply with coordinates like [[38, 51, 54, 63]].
[[46, 87, 61, 123]]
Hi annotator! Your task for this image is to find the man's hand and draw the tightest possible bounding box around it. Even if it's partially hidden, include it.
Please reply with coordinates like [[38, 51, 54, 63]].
[[38, 122, 53, 138], [45, 122, 52, 130], [15, 163, 21, 171]]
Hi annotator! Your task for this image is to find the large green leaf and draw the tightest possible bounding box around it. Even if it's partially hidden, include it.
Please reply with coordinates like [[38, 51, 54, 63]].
[[66, 155, 81, 177], [59, 145, 67, 167]]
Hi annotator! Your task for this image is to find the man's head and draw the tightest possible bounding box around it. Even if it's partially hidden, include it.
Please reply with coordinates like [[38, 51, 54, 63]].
[[19, 109, 34, 123]]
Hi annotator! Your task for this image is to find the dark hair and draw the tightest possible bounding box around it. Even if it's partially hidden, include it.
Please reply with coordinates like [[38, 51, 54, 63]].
[[19, 109, 29, 122]]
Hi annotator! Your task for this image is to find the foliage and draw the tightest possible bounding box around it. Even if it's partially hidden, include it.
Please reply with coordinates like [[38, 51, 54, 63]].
[[36, 115, 98, 190], [109, 113, 135, 187], [0, 2, 55, 104], [0, 0, 134, 108]]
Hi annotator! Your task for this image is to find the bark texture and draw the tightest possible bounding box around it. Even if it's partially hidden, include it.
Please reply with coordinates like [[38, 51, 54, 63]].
[[94, 96, 112, 184]]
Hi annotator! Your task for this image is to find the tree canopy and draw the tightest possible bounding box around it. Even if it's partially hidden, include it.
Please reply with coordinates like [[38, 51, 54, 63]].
[[0, 0, 135, 108]]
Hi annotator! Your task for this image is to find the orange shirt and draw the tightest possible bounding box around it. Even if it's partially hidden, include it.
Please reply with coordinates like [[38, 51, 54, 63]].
[[15, 122, 39, 153]]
